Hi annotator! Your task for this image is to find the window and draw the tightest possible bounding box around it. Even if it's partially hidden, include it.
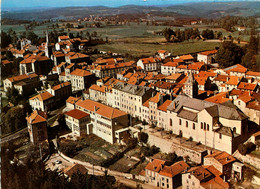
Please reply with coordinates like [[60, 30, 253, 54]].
[[204, 122, 206, 130], [179, 119, 182, 125], [186, 121, 188, 128], [201, 122, 203, 129], [167, 178, 169, 183], [238, 101, 240, 105], [207, 124, 209, 131], [167, 184, 169, 188], [219, 133, 222, 139], [193, 123, 195, 130], [170, 119, 173, 126]]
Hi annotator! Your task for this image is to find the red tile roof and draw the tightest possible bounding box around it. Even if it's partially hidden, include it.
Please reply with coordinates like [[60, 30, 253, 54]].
[[71, 69, 92, 77], [52, 82, 71, 91], [66, 96, 81, 104], [205, 151, 236, 165], [7, 73, 38, 83], [163, 62, 178, 67], [26, 110, 47, 124], [145, 159, 166, 173], [76, 99, 128, 119], [198, 49, 218, 56], [237, 82, 257, 91], [30, 91, 54, 101], [65, 109, 90, 120], [159, 161, 189, 178], [158, 100, 172, 112], [179, 54, 194, 60], [59, 35, 70, 40], [205, 92, 230, 104]]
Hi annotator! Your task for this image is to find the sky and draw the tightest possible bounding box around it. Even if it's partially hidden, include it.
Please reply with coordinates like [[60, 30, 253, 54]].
[[1, 0, 258, 8]]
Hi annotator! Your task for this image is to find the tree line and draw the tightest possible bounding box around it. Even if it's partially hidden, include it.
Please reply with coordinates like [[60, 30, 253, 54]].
[[216, 34, 259, 70], [162, 27, 222, 42]]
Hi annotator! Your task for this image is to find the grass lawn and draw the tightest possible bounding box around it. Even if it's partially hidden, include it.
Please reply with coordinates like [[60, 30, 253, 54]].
[[96, 40, 221, 57], [1, 97, 9, 107], [71, 134, 126, 166]]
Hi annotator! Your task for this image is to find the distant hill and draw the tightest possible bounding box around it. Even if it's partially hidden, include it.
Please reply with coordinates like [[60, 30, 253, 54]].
[[2, 1, 260, 21]]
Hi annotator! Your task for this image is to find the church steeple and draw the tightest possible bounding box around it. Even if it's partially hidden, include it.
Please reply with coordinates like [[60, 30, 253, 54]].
[[45, 30, 49, 58], [184, 72, 198, 98]]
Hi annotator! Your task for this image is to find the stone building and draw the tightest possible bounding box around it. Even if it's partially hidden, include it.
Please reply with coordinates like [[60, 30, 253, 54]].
[[26, 110, 48, 144]]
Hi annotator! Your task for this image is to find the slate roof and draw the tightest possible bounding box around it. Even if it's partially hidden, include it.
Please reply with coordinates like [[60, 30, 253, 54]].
[[113, 82, 152, 96], [168, 95, 247, 121]]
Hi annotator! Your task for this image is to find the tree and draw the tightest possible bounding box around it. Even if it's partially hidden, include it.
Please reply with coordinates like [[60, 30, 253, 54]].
[[162, 28, 175, 42], [1, 31, 12, 48], [215, 41, 244, 68], [6, 86, 20, 105], [1, 106, 27, 134], [238, 144, 247, 155], [165, 152, 178, 164], [138, 132, 149, 144], [202, 29, 214, 39], [26, 31, 39, 45]]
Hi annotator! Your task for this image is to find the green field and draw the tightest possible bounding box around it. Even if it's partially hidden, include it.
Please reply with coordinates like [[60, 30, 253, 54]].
[[96, 40, 221, 57], [2, 21, 250, 41]]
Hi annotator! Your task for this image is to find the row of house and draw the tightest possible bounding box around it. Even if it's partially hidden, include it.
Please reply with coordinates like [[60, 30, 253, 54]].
[[142, 150, 243, 189]]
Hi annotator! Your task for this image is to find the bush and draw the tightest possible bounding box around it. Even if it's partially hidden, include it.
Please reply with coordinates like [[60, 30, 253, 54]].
[[138, 132, 149, 144], [238, 144, 247, 155], [238, 142, 256, 155], [141, 145, 160, 157], [245, 142, 256, 153]]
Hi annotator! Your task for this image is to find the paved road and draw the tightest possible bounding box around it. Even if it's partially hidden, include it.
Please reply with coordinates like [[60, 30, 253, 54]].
[[47, 153, 158, 189], [0, 128, 27, 144]]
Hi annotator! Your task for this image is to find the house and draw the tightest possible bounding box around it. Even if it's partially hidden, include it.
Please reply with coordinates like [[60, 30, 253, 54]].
[[26, 110, 48, 144], [20, 38, 31, 49], [167, 95, 248, 154], [204, 151, 236, 180], [144, 159, 189, 189], [3, 73, 41, 95], [145, 159, 166, 185], [75, 99, 129, 144], [224, 64, 247, 77], [157, 100, 172, 130], [70, 69, 95, 91], [137, 57, 162, 71], [182, 165, 229, 189], [161, 62, 178, 75], [58, 35, 70, 42], [69, 53, 90, 64], [237, 82, 258, 92], [51, 51, 65, 66], [66, 96, 81, 110], [65, 109, 90, 136], [29, 91, 55, 112], [20, 54, 52, 75], [165, 73, 185, 83], [47, 82, 72, 102], [197, 50, 218, 64], [157, 50, 170, 59], [64, 164, 88, 178], [178, 54, 194, 63], [158, 161, 189, 189], [89, 84, 108, 104], [112, 82, 155, 119]]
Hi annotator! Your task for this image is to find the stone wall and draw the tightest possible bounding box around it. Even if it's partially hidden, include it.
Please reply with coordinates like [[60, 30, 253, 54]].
[[171, 143, 207, 164], [146, 129, 207, 164], [233, 150, 260, 171]]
